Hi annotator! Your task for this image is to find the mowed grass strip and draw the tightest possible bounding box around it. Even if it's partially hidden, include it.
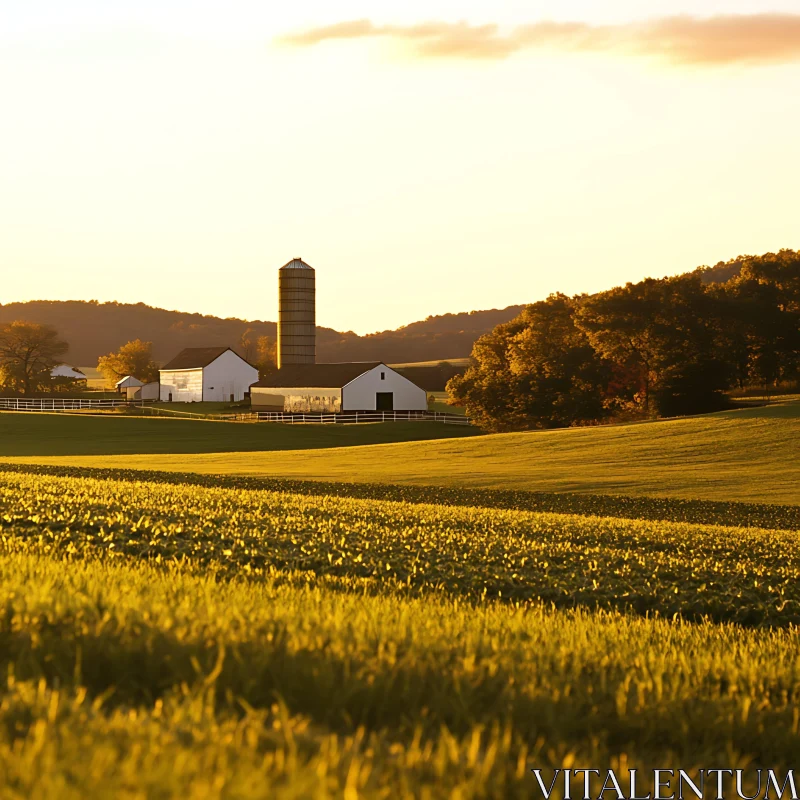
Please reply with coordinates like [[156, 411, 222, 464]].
[[0, 411, 480, 456], [5, 402, 798, 504], [0, 549, 798, 797], [2, 470, 799, 625]]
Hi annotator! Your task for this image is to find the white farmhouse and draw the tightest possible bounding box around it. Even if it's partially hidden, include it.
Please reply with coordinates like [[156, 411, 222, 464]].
[[250, 362, 427, 412], [159, 347, 258, 403]]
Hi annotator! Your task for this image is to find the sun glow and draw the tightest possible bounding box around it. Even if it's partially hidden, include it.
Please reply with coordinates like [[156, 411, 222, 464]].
[[2, 0, 799, 333]]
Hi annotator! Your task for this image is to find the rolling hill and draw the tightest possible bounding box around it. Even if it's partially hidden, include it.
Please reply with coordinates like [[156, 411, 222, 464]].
[[0, 300, 523, 367], [0, 256, 745, 367], [3, 400, 797, 504]]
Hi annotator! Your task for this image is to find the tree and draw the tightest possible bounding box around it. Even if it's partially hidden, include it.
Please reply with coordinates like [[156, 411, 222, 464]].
[[238, 328, 255, 363], [446, 318, 526, 432], [255, 335, 278, 377], [739, 249, 800, 314], [97, 339, 159, 386], [447, 295, 612, 431], [652, 358, 731, 417], [575, 275, 724, 414], [0, 321, 69, 395], [724, 251, 800, 390]]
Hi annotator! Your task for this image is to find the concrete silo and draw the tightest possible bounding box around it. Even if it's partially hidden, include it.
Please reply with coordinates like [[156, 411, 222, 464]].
[[278, 258, 316, 369]]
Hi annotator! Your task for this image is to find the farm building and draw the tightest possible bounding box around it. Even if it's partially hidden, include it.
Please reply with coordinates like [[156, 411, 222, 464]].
[[50, 365, 86, 381], [126, 382, 160, 402], [115, 375, 143, 393], [159, 347, 258, 403], [250, 362, 427, 413]]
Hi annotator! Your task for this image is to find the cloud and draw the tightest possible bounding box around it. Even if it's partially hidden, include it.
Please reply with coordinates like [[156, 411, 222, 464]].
[[276, 14, 800, 66]]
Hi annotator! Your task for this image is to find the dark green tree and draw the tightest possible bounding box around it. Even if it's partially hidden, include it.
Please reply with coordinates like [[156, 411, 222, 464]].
[[575, 274, 726, 414], [447, 295, 611, 431], [0, 320, 69, 395], [97, 339, 159, 386]]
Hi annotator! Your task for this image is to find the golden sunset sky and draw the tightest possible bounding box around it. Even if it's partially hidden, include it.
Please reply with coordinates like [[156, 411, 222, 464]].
[[2, 1, 799, 334]]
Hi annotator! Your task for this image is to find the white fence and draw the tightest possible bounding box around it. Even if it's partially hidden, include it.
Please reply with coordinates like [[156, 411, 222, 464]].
[[0, 399, 472, 425], [240, 410, 472, 426], [0, 397, 128, 411]]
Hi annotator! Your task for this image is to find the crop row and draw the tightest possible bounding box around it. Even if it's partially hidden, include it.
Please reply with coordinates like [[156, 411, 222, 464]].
[[1, 548, 800, 797], [1, 469, 799, 625], [2, 462, 798, 529]]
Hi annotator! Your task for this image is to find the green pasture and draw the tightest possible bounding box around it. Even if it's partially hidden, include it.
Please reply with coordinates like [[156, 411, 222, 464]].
[[146, 400, 245, 415], [427, 390, 466, 415], [0, 412, 479, 456], [6, 401, 797, 504]]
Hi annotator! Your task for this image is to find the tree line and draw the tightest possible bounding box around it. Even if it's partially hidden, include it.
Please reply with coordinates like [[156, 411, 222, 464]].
[[0, 327, 280, 395], [447, 250, 800, 431]]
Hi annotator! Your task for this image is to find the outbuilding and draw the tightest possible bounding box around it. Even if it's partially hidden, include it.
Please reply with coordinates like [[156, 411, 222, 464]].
[[126, 382, 160, 402], [51, 365, 86, 381], [159, 347, 258, 403], [115, 375, 143, 393], [250, 362, 427, 413]]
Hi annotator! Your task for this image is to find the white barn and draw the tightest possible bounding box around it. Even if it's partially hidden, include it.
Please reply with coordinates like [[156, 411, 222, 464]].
[[250, 362, 427, 413], [159, 347, 258, 403]]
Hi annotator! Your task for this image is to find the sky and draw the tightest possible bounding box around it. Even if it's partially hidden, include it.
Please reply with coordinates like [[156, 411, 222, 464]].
[[2, 1, 800, 335]]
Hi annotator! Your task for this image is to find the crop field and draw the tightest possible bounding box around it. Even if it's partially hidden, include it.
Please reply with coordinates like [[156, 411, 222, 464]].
[[7, 400, 799, 504], [0, 465, 799, 796]]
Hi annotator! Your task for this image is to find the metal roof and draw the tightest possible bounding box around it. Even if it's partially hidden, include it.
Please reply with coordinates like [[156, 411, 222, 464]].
[[280, 258, 314, 270], [253, 362, 385, 389], [51, 365, 86, 378], [115, 375, 144, 388], [161, 347, 233, 371]]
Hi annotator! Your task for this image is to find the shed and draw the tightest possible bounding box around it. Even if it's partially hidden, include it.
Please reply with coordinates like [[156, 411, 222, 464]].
[[159, 347, 258, 403], [126, 382, 160, 402], [115, 375, 144, 393], [251, 362, 427, 413]]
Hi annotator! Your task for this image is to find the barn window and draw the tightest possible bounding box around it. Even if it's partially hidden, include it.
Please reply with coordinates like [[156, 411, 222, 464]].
[[381, 372, 385, 380]]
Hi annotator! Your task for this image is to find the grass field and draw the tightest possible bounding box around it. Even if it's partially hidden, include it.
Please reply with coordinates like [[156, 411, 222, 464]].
[[0, 467, 799, 796], [6, 401, 797, 504], [146, 400, 247, 416], [428, 390, 466, 415], [0, 412, 479, 456]]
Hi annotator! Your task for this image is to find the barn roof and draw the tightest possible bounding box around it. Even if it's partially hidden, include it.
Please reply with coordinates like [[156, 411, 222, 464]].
[[161, 347, 232, 371], [115, 375, 144, 388], [51, 364, 86, 378], [253, 362, 384, 389]]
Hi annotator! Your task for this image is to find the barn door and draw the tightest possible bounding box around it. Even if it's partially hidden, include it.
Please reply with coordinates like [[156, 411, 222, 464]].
[[376, 392, 393, 411]]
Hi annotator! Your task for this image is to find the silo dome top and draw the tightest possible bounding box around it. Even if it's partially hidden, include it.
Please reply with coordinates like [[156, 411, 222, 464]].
[[280, 258, 314, 270]]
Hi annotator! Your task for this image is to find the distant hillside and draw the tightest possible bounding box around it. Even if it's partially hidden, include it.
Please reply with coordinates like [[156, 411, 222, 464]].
[[0, 300, 522, 366], [0, 257, 747, 367], [321, 306, 525, 364]]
